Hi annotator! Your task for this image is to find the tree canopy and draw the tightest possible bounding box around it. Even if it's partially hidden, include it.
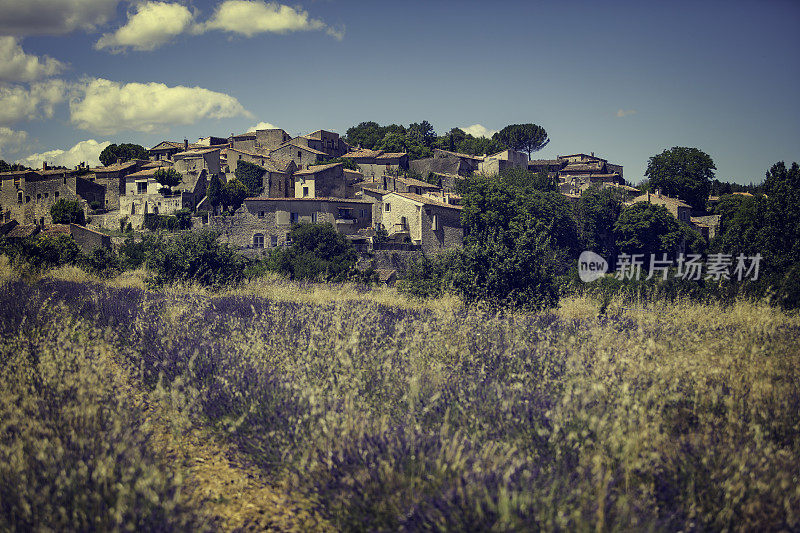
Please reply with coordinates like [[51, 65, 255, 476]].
[[645, 147, 715, 211], [50, 199, 85, 225], [99, 143, 148, 166], [614, 202, 703, 258], [269, 223, 357, 281], [576, 185, 624, 261], [221, 178, 248, 211], [234, 160, 265, 196], [492, 124, 549, 157], [153, 168, 182, 196]]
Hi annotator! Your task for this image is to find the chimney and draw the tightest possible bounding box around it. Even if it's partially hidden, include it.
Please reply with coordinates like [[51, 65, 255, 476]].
[[591, 152, 594, 157], [184, 139, 189, 151], [116, 158, 122, 166], [42, 161, 48, 171]]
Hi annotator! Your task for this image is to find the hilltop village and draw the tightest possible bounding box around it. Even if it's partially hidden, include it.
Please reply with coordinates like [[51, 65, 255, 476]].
[[0, 127, 723, 257]]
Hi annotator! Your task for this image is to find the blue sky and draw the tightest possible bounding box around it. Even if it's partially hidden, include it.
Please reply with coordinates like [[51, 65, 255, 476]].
[[0, 0, 797, 185]]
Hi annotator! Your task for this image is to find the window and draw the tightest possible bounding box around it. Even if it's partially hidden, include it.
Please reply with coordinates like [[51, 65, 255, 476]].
[[290, 212, 299, 223], [270, 235, 278, 247], [54, 191, 59, 198], [63, 177, 66, 185], [337, 208, 353, 220], [137, 182, 147, 194], [311, 212, 318, 223], [400, 216, 407, 229], [385, 203, 391, 212], [253, 233, 264, 248], [303, 186, 309, 197], [18, 191, 22, 203], [431, 213, 438, 231], [258, 210, 265, 218], [44, 193, 48, 199]]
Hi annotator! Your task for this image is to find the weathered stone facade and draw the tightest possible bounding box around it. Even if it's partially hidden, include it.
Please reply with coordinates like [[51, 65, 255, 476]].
[[378, 191, 463, 253], [209, 197, 373, 250], [0, 169, 102, 226]]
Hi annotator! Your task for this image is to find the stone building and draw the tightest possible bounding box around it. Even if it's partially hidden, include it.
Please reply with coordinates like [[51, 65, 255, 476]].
[[0, 168, 103, 226], [293, 163, 351, 198], [293, 130, 350, 157], [629, 191, 692, 223], [341, 149, 409, 179], [376, 191, 463, 253], [209, 197, 373, 250], [149, 140, 205, 161], [410, 148, 482, 178], [477, 149, 529, 175], [120, 166, 207, 226], [173, 148, 221, 176], [89, 159, 146, 210], [270, 142, 329, 169]]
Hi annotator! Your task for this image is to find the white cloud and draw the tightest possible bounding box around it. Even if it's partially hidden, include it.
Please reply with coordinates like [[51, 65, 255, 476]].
[[246, 121, 280, 132], [16, 139, 111, 168], [95, 2, 195, 52], [616, 109, 637, 118], [203, 0, 330, 38], [0, 0, 120, 36], [0, 37, 65, 82], [0, 80, 69, 126], [461, 124, 498, 138], [0, 127, 28, 157], [70, 78, 251, 134]]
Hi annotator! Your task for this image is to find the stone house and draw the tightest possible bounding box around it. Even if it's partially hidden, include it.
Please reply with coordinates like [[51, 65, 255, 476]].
[[294, 130, 350, 157], [254, 128, 293, 152], [88, 159, 146, 210], [210, 197, 373, 250], [375, 191, 463, 253], [149, 140, 205, 161], [0, 168, 103, 226], [629, 191, 692, 223], [270, 142, 329, 169], [120, 166, 207, 225], [229, 133, 257, 153], [410, 149, 483, 178], [360, 175, 442, 196], [341, 149, 409, 179], [293, 163, 350, 198], [528, 159, 567, 174], [478, 149, 529, 175], [173, 148, 221, 176]]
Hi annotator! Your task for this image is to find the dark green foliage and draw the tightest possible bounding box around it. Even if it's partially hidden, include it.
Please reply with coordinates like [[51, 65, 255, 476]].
[[614, 202, 704, 258], [234, 160, 265, 196], [492, 123, 549, 156], [344, 121, 392, 149], [0, 159, 32, 172], [153, 167, 182, 195], [145, 230, 246, 288], [645, 146, 715, 211], [98, 143, 148, 166], [498, 167, 558, 193], [80, 247, 123, 278], [397, 252, 459, 299], [576, 185, 624, 260], [119, 234, 155, 269], [268, 223, 357, 281], [222, 178, 248, 212], [207, 174, 223, 208], [89, 200, 102, 210], [10, 234, 81, 270], [714, 161, 800, 277], [142, 209, 192, 232], [433, 127, 506, 156], [50, 198, 85, 225]]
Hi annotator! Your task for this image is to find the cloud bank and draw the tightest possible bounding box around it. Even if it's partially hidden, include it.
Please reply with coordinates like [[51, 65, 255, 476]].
[[0, 37, 65, 82], [0, 127, 28, 157], [461, 124, 498, 138], [0, 80, 69, 126], [616, 109, 637, 118], [16, 139, 111, 168], [0, 0, 120, 36], [246, 121, 280, 132], [95, 2, 195, 52], [70, 78, 251, 134]]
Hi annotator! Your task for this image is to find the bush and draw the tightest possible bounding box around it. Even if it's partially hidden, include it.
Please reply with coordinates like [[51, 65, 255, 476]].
[[15, 234, 81, 270], [268, 223, 357, 281], [146, 230, 246, 288], [143, 209, 192, 232], [80, 247, 123, 278], [50, 199, 85, 225]]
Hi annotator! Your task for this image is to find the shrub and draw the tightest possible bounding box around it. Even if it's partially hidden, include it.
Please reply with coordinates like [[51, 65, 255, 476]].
[[16, 234, 81, 270], [81, 247, 123, 278], [146, 229, 246, 288], [268, 223, 357, 281], [143, 209, 192, 232], [50, 199, 85, 225]]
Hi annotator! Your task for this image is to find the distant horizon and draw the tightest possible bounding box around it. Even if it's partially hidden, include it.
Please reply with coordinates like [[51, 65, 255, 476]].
[[1, 0, 797, 186]]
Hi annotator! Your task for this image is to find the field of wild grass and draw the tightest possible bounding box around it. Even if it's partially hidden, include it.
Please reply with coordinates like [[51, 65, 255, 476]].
[[1, 259, 799, 531]]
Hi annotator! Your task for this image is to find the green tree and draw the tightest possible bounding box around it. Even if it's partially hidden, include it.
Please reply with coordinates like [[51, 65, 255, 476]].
[[146, 230, 246, 288], [614, 202, 703, 258], [222, 178, 248, 211], [99, 143, 148, 166], [153, 167, 182, 196], [345, 121, 392, 149], [50, 199, 86, 225], [323, 156, 361, 171], [493, 124, 549, 157], [576, 185, 624, 260], [207, 174, 223, 208], [269, 223, 357, 281], [645, 147, 715, 211], [234, 160, 265, 196], [407, 121, 436, 148]]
